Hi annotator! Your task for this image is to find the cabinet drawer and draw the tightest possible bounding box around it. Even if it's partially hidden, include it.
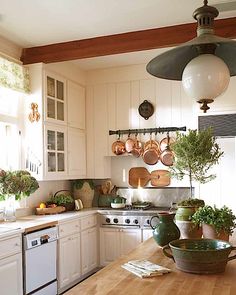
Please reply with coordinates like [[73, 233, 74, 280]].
[[58, 219, 80, 237], [0, 235, 21, 259], [80, 214, 97, 231]]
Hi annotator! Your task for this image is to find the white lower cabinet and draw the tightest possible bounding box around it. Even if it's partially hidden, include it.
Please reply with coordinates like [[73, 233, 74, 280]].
[[100, 228, 142, 266], [0, 234, 22, 295], [142, 229, 153, 242], [58, 233, 81, 290], [81, 227, 98, 275], [58, 214, 98, 294]]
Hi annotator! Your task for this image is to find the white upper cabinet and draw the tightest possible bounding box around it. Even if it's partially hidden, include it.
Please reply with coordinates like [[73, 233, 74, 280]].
[[68, 127, 86, 178], [26, 63, 87, 180], [67, 80, 85, 129], [45, 72, 67, 124]]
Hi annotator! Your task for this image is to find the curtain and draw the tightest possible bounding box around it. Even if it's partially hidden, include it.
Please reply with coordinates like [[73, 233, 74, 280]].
[[0, 57, 30, 93]]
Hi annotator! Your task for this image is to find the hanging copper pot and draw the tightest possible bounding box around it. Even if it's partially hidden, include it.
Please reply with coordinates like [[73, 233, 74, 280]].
[[125, 133, 135, 153], [112, 134, 126, 155], [160, 133, 175, 166], [130, 134, 143, 158], [142, 134, 160, 165], [160, 135, 175, 152]]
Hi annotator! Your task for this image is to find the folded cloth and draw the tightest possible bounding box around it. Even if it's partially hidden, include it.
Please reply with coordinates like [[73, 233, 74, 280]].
[[121, 260, 171, 278]]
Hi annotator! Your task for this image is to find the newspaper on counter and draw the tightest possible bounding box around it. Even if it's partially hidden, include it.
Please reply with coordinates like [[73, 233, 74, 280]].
[[121, 260, 171, 278]]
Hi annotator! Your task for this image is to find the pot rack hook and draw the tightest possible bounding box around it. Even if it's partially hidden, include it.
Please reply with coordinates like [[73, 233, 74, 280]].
[[118, 130, 121, 139], [128, 129, 131, 137], [143, 128, 146, 135], [135, 129, 138, 137]]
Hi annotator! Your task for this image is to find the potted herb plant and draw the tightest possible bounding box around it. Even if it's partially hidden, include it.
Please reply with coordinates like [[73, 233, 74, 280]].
[[170, 128, 223, 238], [175, 198, 205, 238], [192, 205, 236, 241], [0, 169, 39, 221]]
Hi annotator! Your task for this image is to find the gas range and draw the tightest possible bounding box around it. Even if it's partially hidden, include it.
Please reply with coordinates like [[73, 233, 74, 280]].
[[99, 206, 170, 229]]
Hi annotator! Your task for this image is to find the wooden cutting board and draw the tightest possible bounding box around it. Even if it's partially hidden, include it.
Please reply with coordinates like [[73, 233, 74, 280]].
[[128, 167, 151, 187], [128, 167, 170, 187], [150, 169, 171, 187]]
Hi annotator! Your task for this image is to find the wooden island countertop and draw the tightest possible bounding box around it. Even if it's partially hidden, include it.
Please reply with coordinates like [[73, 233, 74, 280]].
[[65, 236, 236, 295]]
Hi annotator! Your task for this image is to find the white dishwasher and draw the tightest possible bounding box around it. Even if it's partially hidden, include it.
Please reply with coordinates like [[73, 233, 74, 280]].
[[23, 226, 58, 295]]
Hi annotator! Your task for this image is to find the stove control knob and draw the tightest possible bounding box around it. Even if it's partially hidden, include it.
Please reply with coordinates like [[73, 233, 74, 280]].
[[146, 219, 150, 225], [113, 218, 119, 224], [106, 218, 111, 223], [125, 219, 130, 224], [134, 219, 139, 224]]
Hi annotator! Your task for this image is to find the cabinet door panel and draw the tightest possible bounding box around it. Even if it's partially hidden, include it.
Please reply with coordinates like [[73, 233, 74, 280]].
[[0, 253, 22, 295], [68, 81, 85, 129], [68, 127, 86, 177], [58, 234, 81, 289], [120, 229, 142, 255], [100, 228, 119, 266]]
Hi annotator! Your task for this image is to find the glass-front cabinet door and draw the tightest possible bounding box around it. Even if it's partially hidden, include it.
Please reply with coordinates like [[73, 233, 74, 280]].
[[45, 124, 67, 178], [45, 73, 66, 123]]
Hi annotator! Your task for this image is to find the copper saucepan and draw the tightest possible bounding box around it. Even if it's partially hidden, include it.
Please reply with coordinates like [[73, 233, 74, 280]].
[[142, 134, 160, 165], [125, 133, 135, 153], [112, 135, 126, 155], [159, 133, 175, 166], [130, 134, 143, 158]]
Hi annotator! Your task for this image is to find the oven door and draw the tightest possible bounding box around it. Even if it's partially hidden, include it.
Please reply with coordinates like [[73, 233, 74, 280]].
[[24, 240, 57, 294]]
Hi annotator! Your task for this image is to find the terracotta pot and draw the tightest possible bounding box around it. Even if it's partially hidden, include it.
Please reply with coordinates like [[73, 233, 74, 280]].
[[202, 223, 229, 241], [176, 221, 202, 239]]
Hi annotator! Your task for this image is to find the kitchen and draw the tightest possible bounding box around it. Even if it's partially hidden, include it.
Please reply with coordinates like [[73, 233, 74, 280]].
[[0, 0, 236, 294]]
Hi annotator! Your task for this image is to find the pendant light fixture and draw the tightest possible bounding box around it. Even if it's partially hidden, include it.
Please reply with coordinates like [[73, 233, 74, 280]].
[[146, 0, 236, 113]]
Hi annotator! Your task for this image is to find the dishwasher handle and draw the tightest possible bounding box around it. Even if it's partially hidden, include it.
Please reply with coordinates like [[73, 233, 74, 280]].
[[40, 234, 50, 244]]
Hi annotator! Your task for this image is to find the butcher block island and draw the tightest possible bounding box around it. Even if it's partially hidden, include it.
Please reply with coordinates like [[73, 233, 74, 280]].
[[65, 234, 236, 295]]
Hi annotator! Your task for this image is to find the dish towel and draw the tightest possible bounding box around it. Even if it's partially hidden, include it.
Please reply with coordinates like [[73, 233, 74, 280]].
[[121, 260, 171, 278]]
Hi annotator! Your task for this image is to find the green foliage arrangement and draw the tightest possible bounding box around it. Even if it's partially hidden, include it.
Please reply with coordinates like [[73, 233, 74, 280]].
[[72, 179, 94, 190], [170, 128, 223, 198], [192, 205, 236, 235], [51, 194, 74, 205], [0, 169, 39, 201], [177, 198, 205, 207]]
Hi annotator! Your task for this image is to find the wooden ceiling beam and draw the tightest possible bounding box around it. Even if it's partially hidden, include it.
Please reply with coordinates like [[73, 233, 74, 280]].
[[21, 17, 236, 65]]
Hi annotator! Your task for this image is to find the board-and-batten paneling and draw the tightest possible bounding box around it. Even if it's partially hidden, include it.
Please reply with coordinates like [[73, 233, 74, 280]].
[[86, 77, 196, 178]]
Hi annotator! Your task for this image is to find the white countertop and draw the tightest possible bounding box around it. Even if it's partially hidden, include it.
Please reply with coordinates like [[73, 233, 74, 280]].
[[0, 208, 98, 237]]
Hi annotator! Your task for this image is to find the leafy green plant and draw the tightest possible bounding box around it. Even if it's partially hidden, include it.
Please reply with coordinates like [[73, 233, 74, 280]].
[[178, 198, 205, 207], [170, 128, 223, 198], [0, 169, 39, 200], [51, 194, 74, 205], [72, 179, 94, 190], [192, 205, 236, 235]]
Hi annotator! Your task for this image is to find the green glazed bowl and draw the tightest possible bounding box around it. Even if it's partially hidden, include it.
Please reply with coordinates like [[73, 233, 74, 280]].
[[163, 238, 236, 274]]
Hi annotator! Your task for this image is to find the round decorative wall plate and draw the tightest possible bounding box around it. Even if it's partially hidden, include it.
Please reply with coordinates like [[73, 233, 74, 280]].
[[138, 100, 154, 120]]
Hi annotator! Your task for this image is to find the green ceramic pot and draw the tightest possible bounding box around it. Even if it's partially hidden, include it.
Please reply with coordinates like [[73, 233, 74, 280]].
[[175, 206, 197, 221], [150, 212, 180, 247], [163, 238, 236, 274]]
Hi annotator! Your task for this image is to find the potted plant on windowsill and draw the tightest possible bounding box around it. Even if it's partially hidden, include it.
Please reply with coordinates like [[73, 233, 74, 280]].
[[170, 128, 223, 238], [0, 169, 39, 221], [192, 205, 236, 241]]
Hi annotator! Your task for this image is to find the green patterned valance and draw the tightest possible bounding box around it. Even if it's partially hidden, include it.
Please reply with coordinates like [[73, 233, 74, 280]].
[[0, 57, 30, 93]]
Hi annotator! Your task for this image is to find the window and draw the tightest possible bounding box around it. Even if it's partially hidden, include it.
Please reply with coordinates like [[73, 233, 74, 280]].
[[0, 87, 22, 171]]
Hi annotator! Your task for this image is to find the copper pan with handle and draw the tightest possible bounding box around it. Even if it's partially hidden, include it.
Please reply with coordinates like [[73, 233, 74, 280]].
[[159, 133, 175, 166], [142, 134, 160, 165]]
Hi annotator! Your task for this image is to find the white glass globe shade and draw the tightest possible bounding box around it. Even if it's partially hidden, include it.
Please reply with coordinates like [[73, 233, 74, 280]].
[[182, 54, 230, 102]]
